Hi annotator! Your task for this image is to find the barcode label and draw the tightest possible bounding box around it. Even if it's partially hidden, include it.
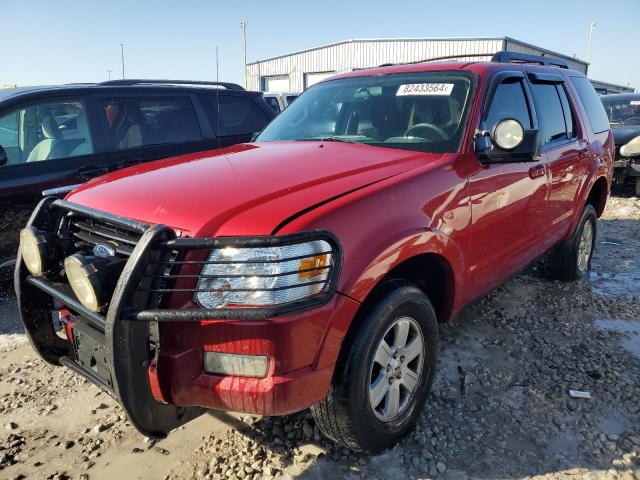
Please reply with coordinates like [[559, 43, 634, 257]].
[[396, 83, 454, 96]]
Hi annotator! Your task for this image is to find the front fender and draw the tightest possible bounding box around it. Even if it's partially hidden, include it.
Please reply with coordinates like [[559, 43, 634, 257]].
[[312, 227, 464, 372]]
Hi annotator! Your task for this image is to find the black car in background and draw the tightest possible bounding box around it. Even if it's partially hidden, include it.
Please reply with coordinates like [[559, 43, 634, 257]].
[[601, 93, 640, 194], [0, 80, 276, 278]]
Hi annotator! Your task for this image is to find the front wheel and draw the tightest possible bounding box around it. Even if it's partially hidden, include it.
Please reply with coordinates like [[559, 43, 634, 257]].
[[311, 280, 438, 453], [543, 204, 597, 281]]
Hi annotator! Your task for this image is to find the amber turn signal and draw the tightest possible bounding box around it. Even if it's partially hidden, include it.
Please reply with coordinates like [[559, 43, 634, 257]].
[[297, 254, 329, 280]]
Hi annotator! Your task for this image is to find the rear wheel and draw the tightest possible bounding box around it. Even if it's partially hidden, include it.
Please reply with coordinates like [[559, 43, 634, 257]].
[[311, 280, 437, 453], [543, 204, 597, 281]]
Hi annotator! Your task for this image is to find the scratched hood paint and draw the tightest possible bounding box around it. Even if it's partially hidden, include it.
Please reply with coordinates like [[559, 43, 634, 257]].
[[67, 142, 436, 236]]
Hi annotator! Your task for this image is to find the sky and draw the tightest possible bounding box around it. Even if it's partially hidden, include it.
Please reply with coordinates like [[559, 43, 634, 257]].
[[1, 0, 639, 90]]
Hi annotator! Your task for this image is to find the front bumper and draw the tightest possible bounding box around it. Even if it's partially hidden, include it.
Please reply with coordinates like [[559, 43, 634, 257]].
[[15, 198, 353, 437]]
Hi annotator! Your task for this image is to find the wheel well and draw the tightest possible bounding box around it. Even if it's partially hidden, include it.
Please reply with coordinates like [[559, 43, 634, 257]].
[[351, 253, 453, 328], [586, 176, 608, 217]]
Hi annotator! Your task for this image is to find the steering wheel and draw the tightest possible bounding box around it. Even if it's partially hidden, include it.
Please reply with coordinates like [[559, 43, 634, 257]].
[[625, 116, 640, 126], [403, 123, 449, 141]]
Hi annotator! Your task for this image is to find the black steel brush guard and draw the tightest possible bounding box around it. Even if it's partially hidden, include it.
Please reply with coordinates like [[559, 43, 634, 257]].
[[15, 197, 341, 437]]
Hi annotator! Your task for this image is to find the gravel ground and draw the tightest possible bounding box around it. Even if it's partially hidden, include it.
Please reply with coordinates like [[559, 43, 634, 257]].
[[0, 194, 638, 480]]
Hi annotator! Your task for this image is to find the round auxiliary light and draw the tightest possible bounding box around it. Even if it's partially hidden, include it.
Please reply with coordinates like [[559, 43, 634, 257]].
[[20, 227, 48, 277], [64, 255, 104, 312], [492, 118, 525, 151]]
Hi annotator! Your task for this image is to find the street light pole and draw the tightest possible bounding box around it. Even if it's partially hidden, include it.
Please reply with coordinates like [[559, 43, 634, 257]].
[[240, 21, 248, 89], [107, 69, 112, 80], [120, 43, 125, 79], [587, 22, 596, 65]]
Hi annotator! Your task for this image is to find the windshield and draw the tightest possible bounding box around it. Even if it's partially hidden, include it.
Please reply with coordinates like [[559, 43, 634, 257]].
[[257, 71, 474, 153], [602, 98, 640, 126]]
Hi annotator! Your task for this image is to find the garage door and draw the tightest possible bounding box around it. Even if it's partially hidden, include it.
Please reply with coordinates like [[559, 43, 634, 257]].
[[263, 75, 290, 93], [304, 71, 336, 89]]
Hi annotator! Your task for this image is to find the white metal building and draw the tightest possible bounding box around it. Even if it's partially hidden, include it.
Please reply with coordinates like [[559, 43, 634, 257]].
[[247, 37, 589, 93]]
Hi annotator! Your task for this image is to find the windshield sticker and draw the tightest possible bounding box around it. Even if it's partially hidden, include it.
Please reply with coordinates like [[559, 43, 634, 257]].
[[630, 100, 640, 105], [396, 83, 454, 96]]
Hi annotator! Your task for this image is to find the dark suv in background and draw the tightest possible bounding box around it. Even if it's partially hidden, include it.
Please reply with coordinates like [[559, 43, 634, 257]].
[[601, 93, 640, 194], [0, 80, 276, 278]]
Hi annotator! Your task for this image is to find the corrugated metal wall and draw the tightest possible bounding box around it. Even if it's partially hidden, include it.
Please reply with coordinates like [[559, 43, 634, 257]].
[[503, 38, 587, 73], [246, 37, 589, 92]]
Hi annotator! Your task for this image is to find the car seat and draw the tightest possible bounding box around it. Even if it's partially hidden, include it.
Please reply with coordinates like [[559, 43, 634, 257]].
[[26, 116, 64, 162]]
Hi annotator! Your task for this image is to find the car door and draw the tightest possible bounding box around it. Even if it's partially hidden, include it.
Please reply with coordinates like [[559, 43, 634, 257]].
[[527, 73, 587, 250], [465, 72, 548, 295], [205, 92, 275, 147], [98, 93, 214, 171], [0, 96, 109, 271]]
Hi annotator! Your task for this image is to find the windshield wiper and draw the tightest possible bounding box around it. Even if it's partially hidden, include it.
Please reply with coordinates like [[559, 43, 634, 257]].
[[296, 136, 357, 143]]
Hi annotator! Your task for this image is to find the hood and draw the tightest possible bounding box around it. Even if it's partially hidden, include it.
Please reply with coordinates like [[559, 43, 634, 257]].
[[611, 125, 640, 146], [68, 142, 437, 237]]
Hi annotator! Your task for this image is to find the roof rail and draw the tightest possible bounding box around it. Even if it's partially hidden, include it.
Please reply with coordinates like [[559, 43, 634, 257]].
[[378, 52, 494, 67], [98, 79, 245, 90], [491, 51, 569, 69]]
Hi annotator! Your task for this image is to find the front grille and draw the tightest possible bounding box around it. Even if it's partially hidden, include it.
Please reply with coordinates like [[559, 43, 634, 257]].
[[68, 216, 143, 258]]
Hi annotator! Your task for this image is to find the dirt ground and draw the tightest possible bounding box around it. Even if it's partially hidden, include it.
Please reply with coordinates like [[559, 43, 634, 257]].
[[0, 193, 639, 480]]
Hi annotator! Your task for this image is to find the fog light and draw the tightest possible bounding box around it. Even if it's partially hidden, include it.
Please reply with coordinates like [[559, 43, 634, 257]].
[[20, 227, 50, 276], [204, 351, 269, 378], [65, 255, 104, 312]]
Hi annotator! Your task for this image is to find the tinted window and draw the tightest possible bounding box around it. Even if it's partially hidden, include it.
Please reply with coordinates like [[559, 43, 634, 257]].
[[485, 80, 532, 129], [0, 99, 93, 166], [530, 83, 567, 143], [214, 95, 271, 136], [557, 85, 576, 138], [102, 97, 201, 150], [571, 77, 610, 133], [263, 96, 281, 113], [601, 98, 640, 126]]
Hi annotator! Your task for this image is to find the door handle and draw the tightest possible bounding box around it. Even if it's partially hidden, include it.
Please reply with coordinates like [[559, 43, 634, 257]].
[[528, 164, 546, 179]]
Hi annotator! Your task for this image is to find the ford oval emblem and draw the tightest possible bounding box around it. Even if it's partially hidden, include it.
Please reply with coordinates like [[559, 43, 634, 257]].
[[92, 243, 116, 258]]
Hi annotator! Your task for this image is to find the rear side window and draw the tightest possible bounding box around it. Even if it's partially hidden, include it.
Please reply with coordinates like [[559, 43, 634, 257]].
[[211, 95, 271, 136], [263, 96, 281, 113], [570, 77, 610, 133], [557, 85, 576, 138], [102, 97, 201, 150], [530, 83, 568, 144], [485, 79, 532, 129]]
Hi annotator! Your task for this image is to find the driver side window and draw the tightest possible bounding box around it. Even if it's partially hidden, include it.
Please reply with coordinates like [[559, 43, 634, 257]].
[[485, 79, 532, 130]]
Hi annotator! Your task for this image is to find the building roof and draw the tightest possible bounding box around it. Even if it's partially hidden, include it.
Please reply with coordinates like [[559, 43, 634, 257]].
[[247, 36, 587, 67]]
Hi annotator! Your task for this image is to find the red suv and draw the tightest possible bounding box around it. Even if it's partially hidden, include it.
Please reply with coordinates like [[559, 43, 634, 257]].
[[16, 52, 613, 453]]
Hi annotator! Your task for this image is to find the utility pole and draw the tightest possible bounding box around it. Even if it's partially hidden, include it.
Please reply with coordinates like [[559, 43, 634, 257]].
[[587, 22, 596, 65], [107, 69, 112, 80], [216, 46, 219, 82], [120, 43, 125, 79], [240, 21, 248, 89]]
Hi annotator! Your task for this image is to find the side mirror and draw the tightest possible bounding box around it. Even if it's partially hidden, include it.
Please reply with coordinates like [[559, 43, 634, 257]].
[[476, 119, 540, 164], [0, 146, 7, 167]]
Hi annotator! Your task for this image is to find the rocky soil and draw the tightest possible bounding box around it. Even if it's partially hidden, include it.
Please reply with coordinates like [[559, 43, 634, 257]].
[[0, 194, 638, 480]]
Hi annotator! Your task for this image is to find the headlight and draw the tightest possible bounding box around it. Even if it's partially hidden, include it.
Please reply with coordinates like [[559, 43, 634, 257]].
[[195, 239, 335, 309], [64, 254, 124, 312], [20, 227, 50, 277], [620, 135, 640, 157]]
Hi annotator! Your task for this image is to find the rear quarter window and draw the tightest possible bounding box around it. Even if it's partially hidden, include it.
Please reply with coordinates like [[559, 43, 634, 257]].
[[209, 95, 271, 136], [570, 77, 610, 134]]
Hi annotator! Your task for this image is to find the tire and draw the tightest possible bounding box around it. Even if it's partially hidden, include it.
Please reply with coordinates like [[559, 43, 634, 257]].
[[311, 280, 438, 453], [543, 204, 597, 281]]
